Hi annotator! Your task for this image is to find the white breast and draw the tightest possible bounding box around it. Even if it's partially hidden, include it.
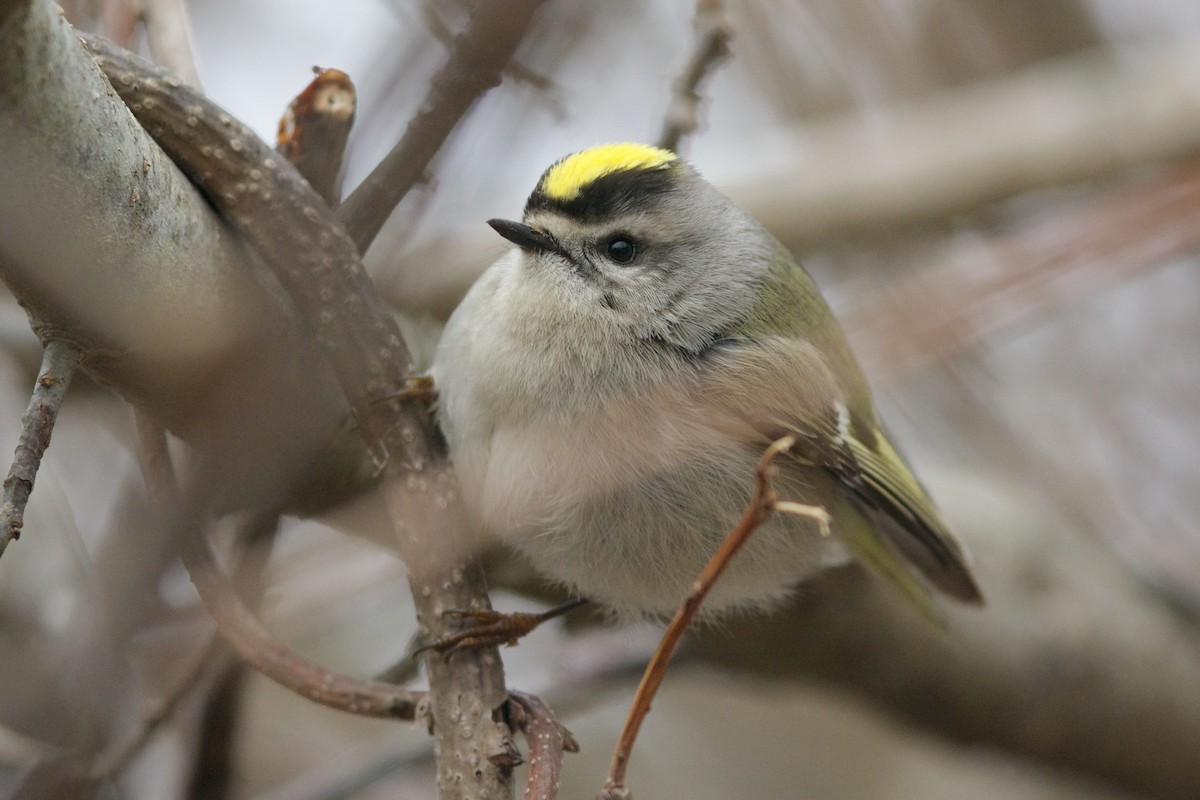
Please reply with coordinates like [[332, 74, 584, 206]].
[[433, 253, 835, 617]]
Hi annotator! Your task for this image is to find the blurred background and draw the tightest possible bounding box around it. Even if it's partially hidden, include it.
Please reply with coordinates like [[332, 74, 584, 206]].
[[2, 0, 1199, 798]]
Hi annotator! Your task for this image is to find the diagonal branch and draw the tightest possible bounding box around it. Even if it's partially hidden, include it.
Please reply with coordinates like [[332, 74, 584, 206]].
[[600, 437, 829, 799], [657, 0, 732, 153], [337, 0, 550, 254], [81, 35, 419, 466], [89, 631, 224, 781], [0, 338, 84, 559]]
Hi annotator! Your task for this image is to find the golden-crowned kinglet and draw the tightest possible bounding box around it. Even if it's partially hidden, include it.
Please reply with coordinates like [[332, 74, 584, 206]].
[[433, 143, 982, 619]]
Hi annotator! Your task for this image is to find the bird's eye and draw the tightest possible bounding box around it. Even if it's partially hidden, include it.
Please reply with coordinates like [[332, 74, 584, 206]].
[[606, 236, 638, 265]]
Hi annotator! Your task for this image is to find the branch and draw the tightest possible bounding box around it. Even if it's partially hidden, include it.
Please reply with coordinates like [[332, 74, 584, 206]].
[[177, 507, 419, 720], [0, 338, 83, 558], [90, 632, 224, 781], [337, 0, 550, 253], [134, 403, 353, 794], [134, 414, 404, 726], [100, 0, 137, 46], [84, 35, 516, 799], [138, 0, 201, 90], [600, 438, 829, 799], [416, 3, 554, 93], [82, 33, 418, 469], [0, 0, 359, 516], [690, 474, 1200, 800], [737, 38, 1200, 249], [657, 0, 731, 153], [0, 0, 248, 369], [242, 648, 652, 800], [276, 67, 357, 205], [509, 692, 578, 800]]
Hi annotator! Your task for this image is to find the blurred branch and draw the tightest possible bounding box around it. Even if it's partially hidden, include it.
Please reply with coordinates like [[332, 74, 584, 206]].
[[138, 0, 201, 89], [338, 0, 550, 253], [416, 2, 553, 92], [133, 411, 181, 512], [75, 0, 199, 573], [136, 402, 409, 725], [657, 0, 731, 153], [102, 0, 137, 46], [0, 339, 83, 559], [739, 38, 1200, 249], [136, 407, 301, 799], [91, 632, 224, 781], [0, 724, 58, 770], [185, 512, 281, 800], [846, 153, 1200, 384]]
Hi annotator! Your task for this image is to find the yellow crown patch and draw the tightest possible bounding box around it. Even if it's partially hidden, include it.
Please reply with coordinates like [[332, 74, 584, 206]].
[[539, 143, 677, 201]]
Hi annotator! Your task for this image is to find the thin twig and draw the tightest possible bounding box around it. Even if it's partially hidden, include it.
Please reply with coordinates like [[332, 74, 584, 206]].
[[657, 0, 732, 153], [337, 0, 550, 253], [598, 437, 829, 799], [0, 338, 84, 559], [138, 426, 418, 723], [509, 692, 579, 800], [0, 722, 59, 767], [135, 405, 322, 796]]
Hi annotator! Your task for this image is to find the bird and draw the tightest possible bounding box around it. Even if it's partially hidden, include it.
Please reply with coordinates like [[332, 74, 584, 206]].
[[430, 142, 982, 631]]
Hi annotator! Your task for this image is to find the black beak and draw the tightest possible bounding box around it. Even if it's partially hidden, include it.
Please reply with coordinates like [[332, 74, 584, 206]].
[[488, 218, 562, 255]]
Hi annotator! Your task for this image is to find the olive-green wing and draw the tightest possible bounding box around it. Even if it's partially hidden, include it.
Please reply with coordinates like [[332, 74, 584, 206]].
[[701, 336, 983, 616], [799, 412, 984, 605]]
